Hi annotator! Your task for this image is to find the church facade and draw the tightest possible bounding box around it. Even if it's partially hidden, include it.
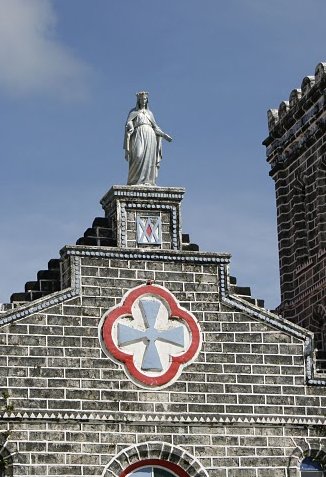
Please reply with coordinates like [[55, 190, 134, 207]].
[[0, 67, 325, 477]]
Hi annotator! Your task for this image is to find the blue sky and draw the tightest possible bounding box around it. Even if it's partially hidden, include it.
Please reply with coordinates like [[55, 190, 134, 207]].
[[0, 0, 325, 308]]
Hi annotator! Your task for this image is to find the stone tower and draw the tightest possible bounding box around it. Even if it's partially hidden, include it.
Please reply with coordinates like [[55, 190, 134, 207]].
[[263, 62, 326, 352]]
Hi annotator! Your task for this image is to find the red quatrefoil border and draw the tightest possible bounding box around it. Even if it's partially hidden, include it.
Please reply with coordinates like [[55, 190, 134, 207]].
[[100, 284, 202, 388]]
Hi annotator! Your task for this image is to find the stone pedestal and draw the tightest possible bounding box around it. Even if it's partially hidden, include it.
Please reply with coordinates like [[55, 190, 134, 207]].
[[100, 185, 185, 250]]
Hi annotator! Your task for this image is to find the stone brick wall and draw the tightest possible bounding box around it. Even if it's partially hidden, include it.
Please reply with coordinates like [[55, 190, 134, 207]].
[[0, 420, 324, 477], [263, 62, 326, 349], [0, 185, 325, 476], [0, 249, 325, 476]]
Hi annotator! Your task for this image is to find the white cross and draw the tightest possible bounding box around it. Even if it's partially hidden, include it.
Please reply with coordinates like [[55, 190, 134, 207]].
[[117, 297, 185, 371]]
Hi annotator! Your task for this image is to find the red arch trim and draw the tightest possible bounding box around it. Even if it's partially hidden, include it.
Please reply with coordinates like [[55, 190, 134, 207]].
[[119, 459, 190, 477]]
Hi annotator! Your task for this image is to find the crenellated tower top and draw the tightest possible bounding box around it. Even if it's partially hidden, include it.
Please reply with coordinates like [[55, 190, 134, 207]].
[[265, 62, 326, 133], [264, 62, 326, 175]]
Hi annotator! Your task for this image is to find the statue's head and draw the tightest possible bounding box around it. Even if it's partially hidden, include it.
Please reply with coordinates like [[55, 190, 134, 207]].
[[136, 91, 149, 109]]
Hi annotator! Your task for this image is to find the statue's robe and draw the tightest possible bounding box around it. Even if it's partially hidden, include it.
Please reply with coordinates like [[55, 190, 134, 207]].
[[124, 108, 163, 186]]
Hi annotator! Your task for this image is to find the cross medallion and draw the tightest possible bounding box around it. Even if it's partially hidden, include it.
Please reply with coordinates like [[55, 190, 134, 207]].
[[117, 298, 185, 371]]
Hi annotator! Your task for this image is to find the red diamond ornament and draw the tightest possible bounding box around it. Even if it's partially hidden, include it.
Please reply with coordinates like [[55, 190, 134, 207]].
[[146, 223, 153, 237]]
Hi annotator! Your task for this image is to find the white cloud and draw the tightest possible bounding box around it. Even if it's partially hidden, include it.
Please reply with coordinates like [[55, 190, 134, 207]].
[[0, 0, 91, 99]]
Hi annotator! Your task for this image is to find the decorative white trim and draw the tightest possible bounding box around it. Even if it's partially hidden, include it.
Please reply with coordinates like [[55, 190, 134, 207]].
[[100, 186, 185, 205], [62, 246, 230, 264], [218, 264, 326, 386], [0, 410, 325, 427]]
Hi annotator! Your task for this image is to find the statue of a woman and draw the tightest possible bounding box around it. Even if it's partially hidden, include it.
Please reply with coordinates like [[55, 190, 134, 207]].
[[124, 92, 172, 186]]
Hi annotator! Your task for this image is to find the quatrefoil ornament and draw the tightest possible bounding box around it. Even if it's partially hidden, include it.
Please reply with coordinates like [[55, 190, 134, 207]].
[[99, 284, 202, 388]]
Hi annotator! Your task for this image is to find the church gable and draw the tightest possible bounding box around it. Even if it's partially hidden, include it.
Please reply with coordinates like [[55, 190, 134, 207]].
[[0, 234, 323, 421]]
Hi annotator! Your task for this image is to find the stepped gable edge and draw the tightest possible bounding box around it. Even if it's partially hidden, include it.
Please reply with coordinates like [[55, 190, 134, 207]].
[[3, 186, 262, 310]]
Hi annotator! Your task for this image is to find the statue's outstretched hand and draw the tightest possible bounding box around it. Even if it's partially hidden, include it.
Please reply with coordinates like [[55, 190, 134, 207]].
[[164, 133, 173, 142]]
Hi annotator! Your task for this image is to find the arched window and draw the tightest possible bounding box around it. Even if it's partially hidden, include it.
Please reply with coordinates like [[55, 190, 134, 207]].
[[301, 457, 325, 477], [120, 459, 190, 477], [127, 467, 176, 477]]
